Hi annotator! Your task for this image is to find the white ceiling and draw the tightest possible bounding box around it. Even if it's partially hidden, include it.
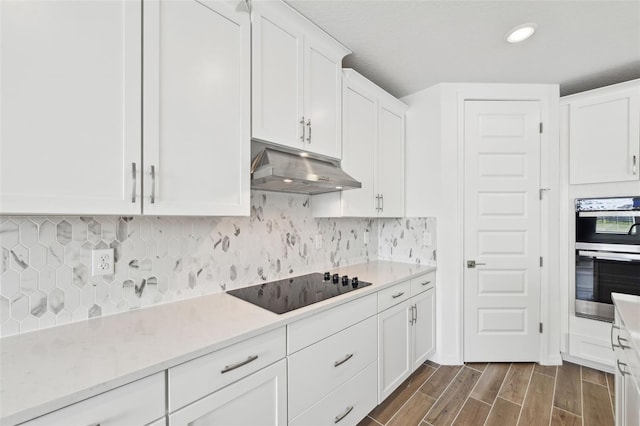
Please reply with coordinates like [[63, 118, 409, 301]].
[[286, 0, 640, 98]]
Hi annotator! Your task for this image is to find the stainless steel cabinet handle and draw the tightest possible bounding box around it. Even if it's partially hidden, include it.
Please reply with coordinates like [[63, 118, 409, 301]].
[[380, 194, 384, 212], [300, 117, 305, 142], [334, 406, 354, 424], [618, 336, 632, 350], [375, 194, 381, 211], [220, 355, 258, 374], [414, 303, 418, 323], [421, 280, 431, 286], [392, 292, 405, 299], [611, 324, 621, 349], [131, 163, 137, 203], [633, 154, 637, 175], [334, 353, 353, 367], [150, 165, 156, 204], [617, 360, 629, 376], [306, 119, 311, 143], [466, 260, 486, 268]]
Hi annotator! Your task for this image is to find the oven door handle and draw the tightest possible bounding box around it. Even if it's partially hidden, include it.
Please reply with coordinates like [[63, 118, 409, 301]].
[[578, 250, 640, 262]]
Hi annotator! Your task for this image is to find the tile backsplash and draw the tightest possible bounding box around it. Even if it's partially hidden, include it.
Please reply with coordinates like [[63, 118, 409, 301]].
[[0, 191, 435, 337]]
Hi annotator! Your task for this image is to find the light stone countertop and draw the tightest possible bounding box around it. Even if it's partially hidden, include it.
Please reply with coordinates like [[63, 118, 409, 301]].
[[0, 260, 435, 425], [612, 293, 640, 389]]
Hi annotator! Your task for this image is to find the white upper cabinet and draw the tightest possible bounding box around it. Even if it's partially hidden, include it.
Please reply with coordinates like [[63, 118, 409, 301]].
[[1, 0, 250, 216], [377, 97, 406, 218], [1, 0, 142, 215], [251, 0, 350, 159], [143, 0, 250, 216], [312, 69, 406, 218], [564, 79, 640, 185]]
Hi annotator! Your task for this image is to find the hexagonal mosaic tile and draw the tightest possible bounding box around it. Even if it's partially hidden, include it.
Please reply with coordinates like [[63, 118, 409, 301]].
[[0, 193, 437, 337]]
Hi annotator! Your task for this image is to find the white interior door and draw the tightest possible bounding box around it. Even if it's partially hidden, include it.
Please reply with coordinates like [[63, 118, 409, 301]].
[[463, 100, 541, 362]]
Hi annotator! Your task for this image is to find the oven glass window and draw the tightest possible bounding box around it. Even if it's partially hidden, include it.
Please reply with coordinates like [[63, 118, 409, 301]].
[[595, 216, 635, 234]]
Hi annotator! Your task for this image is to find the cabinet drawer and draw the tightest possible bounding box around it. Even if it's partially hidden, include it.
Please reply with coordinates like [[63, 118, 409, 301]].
[[290, 361, 377, 426], [288, 293, 377, 354], [288, 316, 377, 420], [378, 280, 411, 312], [411, 271, 435, 296], [21, 372, 165, 426], [168, 327, 286, 412], [169, 359, 287, 426]]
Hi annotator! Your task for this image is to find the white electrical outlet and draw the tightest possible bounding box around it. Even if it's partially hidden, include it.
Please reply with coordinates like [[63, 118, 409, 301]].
[[364, 230, 369, 245], [92, 248, 114, 276], [315, 234, 323, 249], [423, 231, 433, 247]]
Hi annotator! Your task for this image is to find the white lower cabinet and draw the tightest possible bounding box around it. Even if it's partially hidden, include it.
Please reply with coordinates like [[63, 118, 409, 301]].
[[168, 359, 287, 426], [290, 362, 377, 426], [288, 316, 377, 420], [378, 298, 413, 401], [613, 307, 640, 426], [21, 372, 165, 426], [378, 273, 436, 402], [411, 287, 436, 371]]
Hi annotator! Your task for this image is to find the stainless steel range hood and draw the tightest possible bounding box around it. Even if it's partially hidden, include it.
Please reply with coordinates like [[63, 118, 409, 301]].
[[250, 148, 361, 194]]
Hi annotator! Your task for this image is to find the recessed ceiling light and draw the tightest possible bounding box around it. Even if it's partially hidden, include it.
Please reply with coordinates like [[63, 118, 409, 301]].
[[300, 152, 309, 157], [505, 23, 537, 43], [283, 179, 293, 183], [335, 186, 343, 190]]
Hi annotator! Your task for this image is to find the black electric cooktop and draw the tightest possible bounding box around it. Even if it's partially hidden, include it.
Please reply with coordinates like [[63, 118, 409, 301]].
[[227, 272, 372, 314]]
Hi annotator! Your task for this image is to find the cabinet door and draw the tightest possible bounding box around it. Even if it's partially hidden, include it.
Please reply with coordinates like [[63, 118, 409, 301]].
[[412, 288, 435, 370], [143, 0, 250, 216], [303, 40, 342, 159], [378, 300, 412, 402], [340, 78, 377, 217], [251, 3, 303, 150], [623, 373, 640, 426], [569, 85, 640, 184], [377, 100, 406, 218], [169, 359, 287, 426], [1, 0, 141, 215]]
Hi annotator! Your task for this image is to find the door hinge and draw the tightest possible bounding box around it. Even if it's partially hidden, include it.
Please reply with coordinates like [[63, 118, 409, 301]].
[[539, 188, 550, 200], [539, 122, 543, 134], [539, 322, 543, 333], [540, 256, 543, 267]]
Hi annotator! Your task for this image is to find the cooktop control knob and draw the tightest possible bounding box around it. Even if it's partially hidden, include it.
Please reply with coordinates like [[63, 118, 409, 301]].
[[324, 272, 331, 281], [352, 277, 359, 288], [341, 275, 349, 286], [332, 273, 339, 284]]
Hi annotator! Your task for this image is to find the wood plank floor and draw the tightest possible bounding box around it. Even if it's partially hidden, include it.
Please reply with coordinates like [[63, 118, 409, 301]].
[[358, 360, 615, 426]]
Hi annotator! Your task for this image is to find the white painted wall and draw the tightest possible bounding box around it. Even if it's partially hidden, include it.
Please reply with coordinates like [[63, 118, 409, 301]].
[[403, 83, 561, 365]]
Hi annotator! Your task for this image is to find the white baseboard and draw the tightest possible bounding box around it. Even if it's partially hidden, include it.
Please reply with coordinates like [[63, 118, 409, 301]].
[[561, 352, 615, 374]]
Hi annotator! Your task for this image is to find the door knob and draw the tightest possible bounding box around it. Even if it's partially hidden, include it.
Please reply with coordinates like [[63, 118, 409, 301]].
[[467, 260, 486, 268]]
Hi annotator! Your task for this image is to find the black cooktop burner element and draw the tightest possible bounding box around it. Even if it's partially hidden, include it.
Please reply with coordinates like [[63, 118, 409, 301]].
[[227, 272, 372, 314]]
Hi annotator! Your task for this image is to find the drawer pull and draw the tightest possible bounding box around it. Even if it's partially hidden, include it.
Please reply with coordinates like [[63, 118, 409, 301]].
[[611, 323, 620, 349], [392, 292, 405, 299], [618, 336, 632, 350], [220, 355, 258, 374], [334, 405, 354, 423], [421, 280, 431, 286], [617, 360, 629, 376], [334, 353, 354, 367]]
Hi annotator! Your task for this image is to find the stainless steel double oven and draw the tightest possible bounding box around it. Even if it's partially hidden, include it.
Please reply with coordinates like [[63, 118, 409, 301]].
[[575, 196, 640, 322]]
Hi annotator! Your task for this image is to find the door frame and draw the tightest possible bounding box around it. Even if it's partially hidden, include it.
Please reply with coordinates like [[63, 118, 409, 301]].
[[453, 85, 561, 365]]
